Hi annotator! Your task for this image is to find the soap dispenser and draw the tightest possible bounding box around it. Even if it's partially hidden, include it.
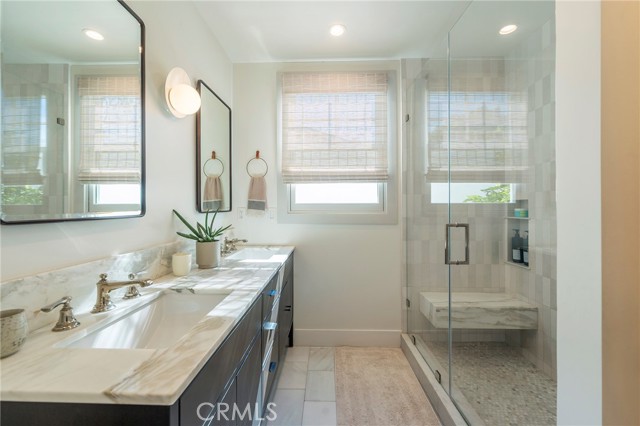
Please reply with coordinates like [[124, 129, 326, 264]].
[[520, 231, 529, 266], [511, 229, 523, 263]]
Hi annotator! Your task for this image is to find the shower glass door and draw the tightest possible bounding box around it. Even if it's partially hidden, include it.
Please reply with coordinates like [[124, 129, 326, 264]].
[[406, 1, 557, 424], [404, 34, 452, 394], [447, 1, 557, 424]]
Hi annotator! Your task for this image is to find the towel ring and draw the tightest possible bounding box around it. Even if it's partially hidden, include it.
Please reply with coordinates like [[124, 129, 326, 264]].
[[246, 150, 268, 177], [203, 151, 224, 178]]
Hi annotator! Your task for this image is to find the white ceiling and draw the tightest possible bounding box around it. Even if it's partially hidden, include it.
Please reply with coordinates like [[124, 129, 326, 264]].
[[193, 1, 471, 63], [2, 1, 140, 64]]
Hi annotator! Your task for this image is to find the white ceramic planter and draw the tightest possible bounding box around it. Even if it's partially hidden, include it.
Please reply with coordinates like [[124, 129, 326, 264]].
[[196, 241, 221, 269]]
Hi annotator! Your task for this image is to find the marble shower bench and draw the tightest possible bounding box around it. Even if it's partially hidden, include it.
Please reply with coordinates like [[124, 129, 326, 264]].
[[419, 292, 538, 330]]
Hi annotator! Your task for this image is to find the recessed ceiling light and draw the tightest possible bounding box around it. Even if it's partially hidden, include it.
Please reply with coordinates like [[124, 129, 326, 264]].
[[329, 24, 346, 37], [82, 28, 104, 41], [499, 24, 518, 35]]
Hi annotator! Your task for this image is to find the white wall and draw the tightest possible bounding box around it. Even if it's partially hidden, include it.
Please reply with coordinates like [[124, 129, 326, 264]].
[[232, 62, 403, 346], [556, 1, 602, 424], [0, 2, 233, 281]]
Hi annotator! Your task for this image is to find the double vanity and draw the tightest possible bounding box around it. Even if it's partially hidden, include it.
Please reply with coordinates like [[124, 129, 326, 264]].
[[0, 246, 294, 426]]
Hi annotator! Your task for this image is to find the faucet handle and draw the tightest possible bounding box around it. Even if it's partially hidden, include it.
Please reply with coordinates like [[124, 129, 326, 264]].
[[41, 296, 80, 332], [124, 273, 141, 300], [123, 285, 141, 299], [99, 273, 108, 281]]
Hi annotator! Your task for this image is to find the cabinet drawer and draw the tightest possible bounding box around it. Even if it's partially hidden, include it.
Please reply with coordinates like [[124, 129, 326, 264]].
[[261, 275, 278, 320], [209, 379, 236, 426], [236, 336, 262, 426], [180, 297, 262, 426], [263, 332, 280, 405]]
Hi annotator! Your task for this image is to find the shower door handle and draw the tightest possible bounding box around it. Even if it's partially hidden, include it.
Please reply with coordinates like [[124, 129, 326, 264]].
[[445, 223, 470, 265]]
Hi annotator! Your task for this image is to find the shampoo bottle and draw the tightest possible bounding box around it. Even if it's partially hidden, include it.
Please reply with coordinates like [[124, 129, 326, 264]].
[[511, 229, 522, 263], [521, 231, 529, 266]]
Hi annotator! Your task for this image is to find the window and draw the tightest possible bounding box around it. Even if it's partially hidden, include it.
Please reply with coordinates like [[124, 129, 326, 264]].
[[278, 71, 397, 224], [74, 73, 141, 212], [430, 183, 514, 204], [425, 60, 527, 204], [291, 182, 384, 212], [87, 183, 141, 213]]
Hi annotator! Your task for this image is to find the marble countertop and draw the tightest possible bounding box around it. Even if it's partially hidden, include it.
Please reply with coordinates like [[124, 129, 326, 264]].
[[0, 246, 294, 406]]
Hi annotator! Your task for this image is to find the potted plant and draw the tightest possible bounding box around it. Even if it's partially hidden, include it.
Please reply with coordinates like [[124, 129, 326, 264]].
[[172, 209, 232, 269]]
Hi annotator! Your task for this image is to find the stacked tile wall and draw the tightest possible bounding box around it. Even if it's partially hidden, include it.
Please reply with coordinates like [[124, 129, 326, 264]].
[[504, 18, 557, 379]]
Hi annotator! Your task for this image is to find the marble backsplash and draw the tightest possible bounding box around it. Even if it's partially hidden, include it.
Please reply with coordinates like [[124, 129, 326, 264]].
[[0, 240, 192, 332]]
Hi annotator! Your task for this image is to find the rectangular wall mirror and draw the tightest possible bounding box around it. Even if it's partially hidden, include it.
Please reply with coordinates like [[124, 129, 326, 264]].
[[196, 80, 231, 213], [0, 0, 145, 224]]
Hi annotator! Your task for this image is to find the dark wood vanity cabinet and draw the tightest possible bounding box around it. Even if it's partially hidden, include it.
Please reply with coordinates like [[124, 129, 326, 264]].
[[0, 252, 294, 426], [180, 294, 262, 426], [263, 255, 294, 405]]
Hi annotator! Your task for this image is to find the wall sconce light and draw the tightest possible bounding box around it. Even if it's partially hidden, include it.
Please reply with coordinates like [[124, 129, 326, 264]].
[[165, 67, 201, 118]]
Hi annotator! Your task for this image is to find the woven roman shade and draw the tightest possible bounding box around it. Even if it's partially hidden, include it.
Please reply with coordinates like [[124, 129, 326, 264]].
[[426, 60, 528, 183], [281, 71, 389, 183], [77, 75, 141, 183]]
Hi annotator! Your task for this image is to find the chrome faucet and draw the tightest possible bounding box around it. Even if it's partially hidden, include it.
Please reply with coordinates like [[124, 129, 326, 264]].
[[91, 273, 153, 313], [222, 237, 248, 255]]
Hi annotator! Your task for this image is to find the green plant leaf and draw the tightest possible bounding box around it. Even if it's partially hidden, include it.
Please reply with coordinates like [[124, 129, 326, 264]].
[[173, 209, 201, 237], [209, 208, 218, 234], [173, 207, 232, 243], [204, 210, 211, 236], [176, 231, 199, 241]]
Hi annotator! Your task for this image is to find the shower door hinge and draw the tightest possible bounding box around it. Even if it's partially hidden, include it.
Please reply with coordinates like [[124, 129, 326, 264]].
[[435, 370, 442, 384], [406, 298, 411, 308], [405, 114, 410, 122]]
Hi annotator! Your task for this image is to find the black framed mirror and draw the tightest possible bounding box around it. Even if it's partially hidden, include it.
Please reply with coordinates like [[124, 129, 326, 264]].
[[0, 0, 145, 224], [196, 80, 231, 213]]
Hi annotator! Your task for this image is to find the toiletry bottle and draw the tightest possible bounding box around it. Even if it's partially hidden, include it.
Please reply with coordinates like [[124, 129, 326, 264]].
[[511, 229, 522, 263], [521, 231, 529, 266]]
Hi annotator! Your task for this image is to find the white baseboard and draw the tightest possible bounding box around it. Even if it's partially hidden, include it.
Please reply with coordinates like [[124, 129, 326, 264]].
[[294, 329, 401, 347]]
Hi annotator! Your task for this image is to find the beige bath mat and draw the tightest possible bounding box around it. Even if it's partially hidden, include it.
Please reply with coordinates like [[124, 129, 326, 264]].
[[335, 347, 441, 426]]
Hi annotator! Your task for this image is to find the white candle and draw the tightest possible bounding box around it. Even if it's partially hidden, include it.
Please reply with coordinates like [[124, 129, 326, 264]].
[[172, 252, 192, 276]]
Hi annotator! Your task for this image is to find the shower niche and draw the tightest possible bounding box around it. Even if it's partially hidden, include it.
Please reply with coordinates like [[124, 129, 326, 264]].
[[506, 199, 530, 269]]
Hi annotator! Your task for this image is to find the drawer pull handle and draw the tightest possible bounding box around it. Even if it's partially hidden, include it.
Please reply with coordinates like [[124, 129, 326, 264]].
[[284, 306, 292, 312], [264, 322, 277, 331], [269, 361, 277, 372], [268, 290, 277, 297]]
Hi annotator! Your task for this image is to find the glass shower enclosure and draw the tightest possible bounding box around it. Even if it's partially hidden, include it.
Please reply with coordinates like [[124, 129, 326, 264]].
[[405, 1, 557, 424]]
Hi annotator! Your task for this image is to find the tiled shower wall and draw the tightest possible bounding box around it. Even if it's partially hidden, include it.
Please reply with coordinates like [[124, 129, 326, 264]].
[[505, 17, 557, 379], [2, 64, 68, 215], [403, 17, 557, 379]]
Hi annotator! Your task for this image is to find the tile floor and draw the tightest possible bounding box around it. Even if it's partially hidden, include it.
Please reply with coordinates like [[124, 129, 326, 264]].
[[267, 347, 337, 426]]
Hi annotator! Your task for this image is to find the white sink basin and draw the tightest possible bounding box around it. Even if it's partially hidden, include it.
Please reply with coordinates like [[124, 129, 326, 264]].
[[60, 291, 230, 350], [226, 247, 282, 261]]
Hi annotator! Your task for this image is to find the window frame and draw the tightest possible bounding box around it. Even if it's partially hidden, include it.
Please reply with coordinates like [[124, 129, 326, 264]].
[[70, 65, 142, 214], [277, 68, 398, 225], [288, 182, 386, 213]]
